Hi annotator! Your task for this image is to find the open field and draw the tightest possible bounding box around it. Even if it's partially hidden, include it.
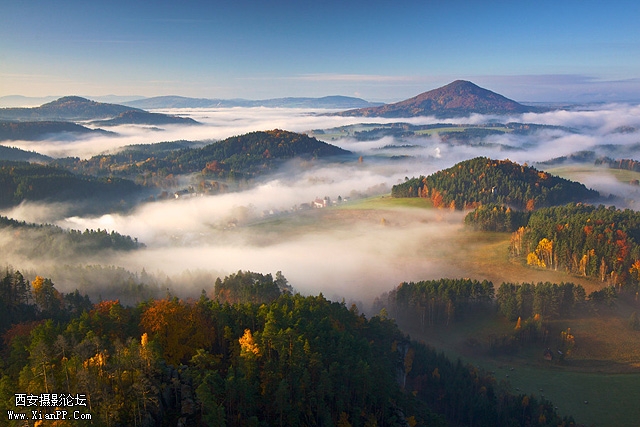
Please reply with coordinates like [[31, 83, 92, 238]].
[[545, 164, 640, 184], [405, 309, 640, 427], [249, 196, 640, 426]]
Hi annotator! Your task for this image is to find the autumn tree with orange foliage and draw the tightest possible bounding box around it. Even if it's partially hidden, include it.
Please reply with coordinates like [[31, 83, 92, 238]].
[[140, 297, 214, 365], [31, 276, 62, 316]]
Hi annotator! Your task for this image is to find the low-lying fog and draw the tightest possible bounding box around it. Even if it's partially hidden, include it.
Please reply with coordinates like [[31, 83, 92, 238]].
[[3, 103, 640, 309]]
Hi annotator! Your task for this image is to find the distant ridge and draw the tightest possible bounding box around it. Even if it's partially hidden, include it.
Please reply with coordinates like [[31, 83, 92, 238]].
[[124, 95, 382, 109], [0, 96, 200, 125], [0, 96, 143, 121], [336, 80, 542, 118]]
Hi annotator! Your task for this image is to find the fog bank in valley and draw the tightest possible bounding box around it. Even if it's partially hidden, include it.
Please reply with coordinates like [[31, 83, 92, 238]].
[[3, 103, 640, 308]]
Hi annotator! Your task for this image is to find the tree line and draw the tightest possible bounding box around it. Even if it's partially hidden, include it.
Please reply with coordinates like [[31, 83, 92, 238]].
[[373, 278, 619, 363], [464, 203, 531, 232], [373, 278, 495, 329], [594, 156, 640, 175]]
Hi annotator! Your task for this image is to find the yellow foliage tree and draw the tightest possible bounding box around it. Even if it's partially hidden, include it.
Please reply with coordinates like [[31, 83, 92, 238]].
[[239, 329, 260, 358], [337, 412, 352, 427], [527, 252, 545, 268], [629, 259, 640, 282], [527, 238, 554, 269], [31, 275, 62, 314]]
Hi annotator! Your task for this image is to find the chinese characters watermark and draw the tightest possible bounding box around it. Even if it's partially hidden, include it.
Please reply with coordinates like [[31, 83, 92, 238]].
[[8, 393, 93, 422]]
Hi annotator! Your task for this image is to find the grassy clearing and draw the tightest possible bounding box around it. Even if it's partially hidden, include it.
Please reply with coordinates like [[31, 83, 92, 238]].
[[405, 306, 640, 427], [491, 362, 640, 427], [545, 164, 640, 184], [335, 195, 433, 210]]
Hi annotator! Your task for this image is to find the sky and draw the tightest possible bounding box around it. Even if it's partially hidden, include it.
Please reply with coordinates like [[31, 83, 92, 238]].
[[1, 0, 640, 102]]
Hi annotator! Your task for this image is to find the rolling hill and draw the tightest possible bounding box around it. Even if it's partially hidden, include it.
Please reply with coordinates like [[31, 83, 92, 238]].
[[336, 80, 542, 118], [53, 129, 352, 182], [392, 156, 600, 210], [0, 96, 142, 121], [0, 120, 113, 141], [0, 144, 52, 162], [91, 110, 200, 126]]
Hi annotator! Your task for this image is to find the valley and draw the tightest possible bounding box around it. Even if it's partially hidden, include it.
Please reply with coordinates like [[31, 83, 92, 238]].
[[2, 82, 640, 426]]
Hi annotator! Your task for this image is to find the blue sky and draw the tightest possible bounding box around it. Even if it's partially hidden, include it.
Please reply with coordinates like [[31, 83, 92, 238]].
[[1, 0, 640, 102]]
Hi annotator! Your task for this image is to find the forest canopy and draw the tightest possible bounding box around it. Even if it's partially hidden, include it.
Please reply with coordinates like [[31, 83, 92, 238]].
[[0, 270, 578, 427]]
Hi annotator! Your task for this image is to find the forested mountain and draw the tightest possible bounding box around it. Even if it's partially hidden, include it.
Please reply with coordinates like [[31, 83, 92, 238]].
[[336, 80, 542, 118], [511, 203, 640, 289], [203, 129, 347, 159], [0, 120, 113, 141], [0, 270, 577, 427], [90, 110, 200, 126], [0, 96, 142, 121], [392, 157, 599, 210], [0, 161, 141, 208], [0, 96, 200, 125], [55, 130, 352, 183]]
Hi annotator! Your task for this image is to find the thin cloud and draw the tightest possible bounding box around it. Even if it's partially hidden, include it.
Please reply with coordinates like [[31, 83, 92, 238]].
[[292, 74, 434, 83]]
